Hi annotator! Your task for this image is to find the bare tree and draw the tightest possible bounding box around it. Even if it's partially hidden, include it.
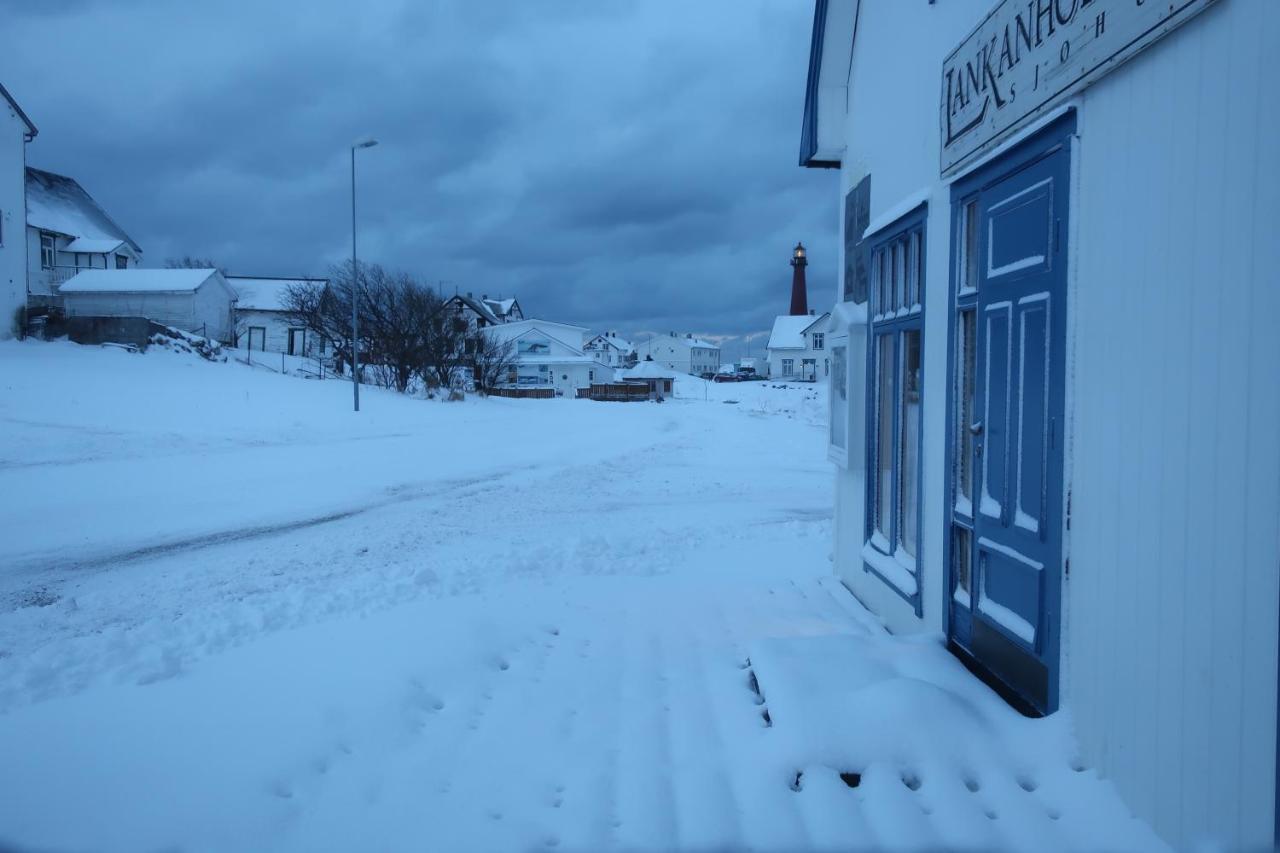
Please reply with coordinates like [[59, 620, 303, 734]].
[[165, 256, 227, 275], [471, 332, 517, 395]]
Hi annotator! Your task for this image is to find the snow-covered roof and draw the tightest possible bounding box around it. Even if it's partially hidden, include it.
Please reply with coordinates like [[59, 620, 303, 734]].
[[60, 268, 220, 294], [621, 362, 681, 381], [64, 237, 125, 254], [587, 333, 633, 353], [484, 297, 517, 317], [514, 355, 600, 365], [449, 294, 501, 326], [26, 167, 141, 253], [767, 316, 814, 350], [229, 276, 326, 312]]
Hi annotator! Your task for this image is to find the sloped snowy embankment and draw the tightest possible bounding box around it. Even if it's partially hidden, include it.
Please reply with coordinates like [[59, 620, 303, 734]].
[[0, 340, 1162, 851]]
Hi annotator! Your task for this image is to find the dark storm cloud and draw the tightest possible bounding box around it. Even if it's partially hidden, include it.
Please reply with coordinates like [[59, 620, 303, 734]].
[[1, 0, 836, 355]]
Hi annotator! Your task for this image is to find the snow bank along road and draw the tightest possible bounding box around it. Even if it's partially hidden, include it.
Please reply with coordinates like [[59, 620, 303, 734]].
[[0, 341, 1163, 852]]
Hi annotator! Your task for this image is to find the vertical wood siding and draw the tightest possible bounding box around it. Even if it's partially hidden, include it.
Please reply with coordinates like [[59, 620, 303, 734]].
[[1067, 3, 1280, 847]]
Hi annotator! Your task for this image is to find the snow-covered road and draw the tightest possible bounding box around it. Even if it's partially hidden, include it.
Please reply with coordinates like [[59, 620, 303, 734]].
[[0, 341, 1164, 852]]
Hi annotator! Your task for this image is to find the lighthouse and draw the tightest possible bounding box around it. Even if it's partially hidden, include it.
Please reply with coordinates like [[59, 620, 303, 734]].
[[789, 242, 809, 316]]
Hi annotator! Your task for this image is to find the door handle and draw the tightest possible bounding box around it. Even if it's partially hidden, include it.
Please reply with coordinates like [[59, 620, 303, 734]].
[[969, 420, 984, 436]]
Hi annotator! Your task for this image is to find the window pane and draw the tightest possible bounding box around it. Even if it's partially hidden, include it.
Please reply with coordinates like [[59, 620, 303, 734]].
[[899, 329, 921, 557], [894, 240, 906, 311], [953, 526, 972, 601], [956, 309, 976, 513], [907, 231, 919, 308], [830, 344, 847, 450], [876, 334, 895, 541], [962, 200, 980, 292]]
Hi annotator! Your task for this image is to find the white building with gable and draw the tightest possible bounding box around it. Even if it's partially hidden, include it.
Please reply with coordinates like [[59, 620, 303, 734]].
[[766, 312, 830, 381], [802, 0, 1279, 848], [25, 166, 142, 306], [485, 318, 610, 397], [632, 332, 720, 377], [228, 275, 327, 356], [60, 268, 236, 342], [0, 83, 36, 338], [583, 331, 635, 369]]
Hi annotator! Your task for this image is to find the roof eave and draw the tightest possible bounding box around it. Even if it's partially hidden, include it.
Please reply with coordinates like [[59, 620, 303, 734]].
[[0, 82, 37, 139], [798, 0, 856, 170]]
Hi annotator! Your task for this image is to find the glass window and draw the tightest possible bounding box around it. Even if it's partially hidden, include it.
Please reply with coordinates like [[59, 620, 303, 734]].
[[115, 254, 127, 269], [812, 332, 824, 351], [875, 333, 895, 540], [960, 200, 980, 293], [830, 344, 847, 450], [893, 239, 906, 312], [907, 232, 920, 308], [899, 330, 921, 557], [956, 309, 977, 514], [40, 233, 56, 269], [781, 358, 794, 375]]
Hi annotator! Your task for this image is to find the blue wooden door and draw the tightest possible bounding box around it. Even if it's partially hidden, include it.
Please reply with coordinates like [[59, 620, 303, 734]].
[[948, 117, 1071, 714]]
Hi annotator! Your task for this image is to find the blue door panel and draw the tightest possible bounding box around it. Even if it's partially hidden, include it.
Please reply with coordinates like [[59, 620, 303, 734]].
[[945, 113, 1072, 715]]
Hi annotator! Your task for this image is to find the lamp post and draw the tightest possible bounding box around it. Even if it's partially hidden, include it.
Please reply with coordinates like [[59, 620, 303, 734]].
[[350, 137, 378, 412]]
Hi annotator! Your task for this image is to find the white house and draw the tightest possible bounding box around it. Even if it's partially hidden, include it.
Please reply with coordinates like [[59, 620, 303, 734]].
[[485, 319, 610, 397], [0, 83, 36, 338], [620, 360, 679, 400], [583, 331, 635, 369], [803, 0, 1279, 848], [227, 275, 327, 356], [483, 296, 523, 324], [766, 312, 830, 381], [25, 167, 142, 306], [60, 268, 237, 342], [632, 332, 721, 377], [444, 293, 502, 331]]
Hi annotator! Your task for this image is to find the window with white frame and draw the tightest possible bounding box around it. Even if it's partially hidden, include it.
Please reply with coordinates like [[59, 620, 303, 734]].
[[40, 232, 56, 269], [812, 332, 824, 350], [781, 358, 794, 375], [864, 207, 926, 606]]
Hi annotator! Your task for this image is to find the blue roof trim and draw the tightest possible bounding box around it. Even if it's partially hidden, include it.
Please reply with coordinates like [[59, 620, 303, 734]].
[[798, 0, 836, 168], [0, 82, 37, 139]]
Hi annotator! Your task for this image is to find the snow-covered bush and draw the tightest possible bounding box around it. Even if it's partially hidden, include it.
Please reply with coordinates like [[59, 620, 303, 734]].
[[148, 325, 227, 362]]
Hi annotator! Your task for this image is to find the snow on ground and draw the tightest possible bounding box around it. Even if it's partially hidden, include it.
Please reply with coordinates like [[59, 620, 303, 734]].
[[0, 340, 1162, 852]]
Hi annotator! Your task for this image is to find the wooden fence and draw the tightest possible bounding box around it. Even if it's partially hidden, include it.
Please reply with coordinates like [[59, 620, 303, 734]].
[[488, 387, 556, 399], [578, 383, 651, 402]]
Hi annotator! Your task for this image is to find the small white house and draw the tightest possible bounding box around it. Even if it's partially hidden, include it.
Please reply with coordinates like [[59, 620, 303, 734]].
[[60, 268, 236, 342], [485, 319, 610, 397], [620, 360, 679, 400], [0, 83, 36, 338], [803, 0, 1279, 848], [25, 167, 142, 306], [228, 275, 327, 356], [583, 331, 635, 368], [766, 312, 830, 381], [633, 332, 721, 376]]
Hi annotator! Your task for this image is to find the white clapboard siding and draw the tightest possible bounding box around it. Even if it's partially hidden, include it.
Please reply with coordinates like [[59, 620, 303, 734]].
[[1066, 2, 1280, 847]]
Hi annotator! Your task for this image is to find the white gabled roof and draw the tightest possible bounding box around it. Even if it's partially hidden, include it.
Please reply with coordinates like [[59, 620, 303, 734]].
[[26, 167, 142, 253], [621, 361, 681, 381], [63, 237, 126, 254], [60, 268, 220, 294], [767, 315, 814, 350], [228, 276, 326, 312]]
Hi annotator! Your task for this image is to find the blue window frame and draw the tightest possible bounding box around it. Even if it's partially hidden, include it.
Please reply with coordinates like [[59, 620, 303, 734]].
[[863, 205, 926, 614]]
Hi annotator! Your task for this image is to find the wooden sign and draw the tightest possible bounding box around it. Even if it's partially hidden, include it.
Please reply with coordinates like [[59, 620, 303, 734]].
[[941, 0, 1219, 175]]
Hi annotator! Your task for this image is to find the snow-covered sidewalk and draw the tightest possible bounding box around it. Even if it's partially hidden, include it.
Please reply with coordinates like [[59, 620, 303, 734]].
[[0, 341, 1162, 851]]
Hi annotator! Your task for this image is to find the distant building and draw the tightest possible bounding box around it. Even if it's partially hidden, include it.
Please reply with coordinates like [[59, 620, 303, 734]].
[[766, 311, 830, 381], [227, 275, 328, 356], [620, 360, 679, 400], [485, 318, 610, 396], [632, 332, 720, 377], [584, 331, 635, 368], [25, 167, 142, 308], [482, 295, 523, 324], [60, 268, 236, 342], [0, 82, 36, 338]]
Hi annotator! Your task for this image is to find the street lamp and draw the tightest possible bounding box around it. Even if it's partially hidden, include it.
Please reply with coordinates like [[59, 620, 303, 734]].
[[350, 136, 378, 412]]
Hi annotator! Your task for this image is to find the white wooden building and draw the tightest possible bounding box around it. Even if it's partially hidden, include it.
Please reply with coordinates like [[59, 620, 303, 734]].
[[632, 332, 721, 377], [620, 361, 679, 400], [485, 319, 611, 397], [228, 275, 327, 356], [60, 268, 237, 342], [583, 331, 635, 369], [803, 0, 1279, 848], [0, 83, 36, 338], [765, 312, 830, 381], [25, 167, 143, 305]]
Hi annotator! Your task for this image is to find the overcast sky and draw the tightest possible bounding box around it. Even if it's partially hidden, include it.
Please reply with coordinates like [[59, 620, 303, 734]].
[[2, 0, 836, 358]]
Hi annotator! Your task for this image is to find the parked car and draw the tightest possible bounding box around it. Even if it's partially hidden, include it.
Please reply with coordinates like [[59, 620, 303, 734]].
[[713, 373, 739, 383], [699, 371, 717, 380]]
